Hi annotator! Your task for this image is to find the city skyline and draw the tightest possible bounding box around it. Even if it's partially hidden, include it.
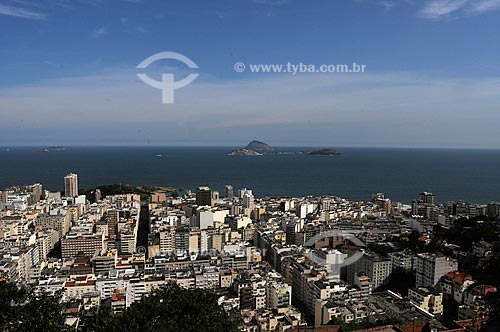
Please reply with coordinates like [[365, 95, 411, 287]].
[[1, 176, 498, 331]]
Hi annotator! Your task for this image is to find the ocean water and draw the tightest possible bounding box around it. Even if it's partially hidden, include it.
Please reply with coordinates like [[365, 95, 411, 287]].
[[0, 146, 499, 204]]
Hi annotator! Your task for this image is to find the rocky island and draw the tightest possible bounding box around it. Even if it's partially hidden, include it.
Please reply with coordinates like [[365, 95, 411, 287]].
[[227, 141, 341, 156], [37, 146, 65, 153], [306, 148, 342, 156], [227, 148, 263, 156], [276, 148, 342, 156], [244, 140, 274, 151], [227, 140, 272, 156]]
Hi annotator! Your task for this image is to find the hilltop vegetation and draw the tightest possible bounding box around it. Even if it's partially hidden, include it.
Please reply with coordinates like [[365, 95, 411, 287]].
[[79, 184, 174, 202], [0, 282, 240, 332], [80, 283, 241, 332]]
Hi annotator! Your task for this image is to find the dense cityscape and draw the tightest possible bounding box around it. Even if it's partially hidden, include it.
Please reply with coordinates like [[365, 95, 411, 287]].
[[1, 173, 499, 331]]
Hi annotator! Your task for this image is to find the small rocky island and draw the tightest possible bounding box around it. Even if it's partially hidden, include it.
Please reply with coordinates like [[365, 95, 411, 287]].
[[276, 148, 342, 156], [37, 146, 65, 153], [306, 148, 342, 156], [227, 148, 263, 156], [228, 140, 272, 156], [244, 140, 274, 151]]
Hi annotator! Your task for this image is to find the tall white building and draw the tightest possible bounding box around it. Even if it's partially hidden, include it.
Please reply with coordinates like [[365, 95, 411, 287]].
[[225, 185, 234, 200], [197, 209, 229, 230], [243, 193, 255, 210], [415, 253, 458, 288], [64, 173, 79, 198], [238, 188, 252, 199], [347, 253, 392, 289]]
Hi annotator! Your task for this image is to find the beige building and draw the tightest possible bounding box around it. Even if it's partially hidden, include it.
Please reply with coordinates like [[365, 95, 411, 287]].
[[61, 233, 104, 258], [408, 287, 443, 315]]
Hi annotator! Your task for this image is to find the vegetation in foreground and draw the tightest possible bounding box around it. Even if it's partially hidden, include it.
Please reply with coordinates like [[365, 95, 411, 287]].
[[0, 282, 241, 332]]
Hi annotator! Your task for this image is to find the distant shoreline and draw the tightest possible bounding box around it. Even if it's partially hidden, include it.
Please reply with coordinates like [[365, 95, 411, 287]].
[[1, 146, 500, 151]]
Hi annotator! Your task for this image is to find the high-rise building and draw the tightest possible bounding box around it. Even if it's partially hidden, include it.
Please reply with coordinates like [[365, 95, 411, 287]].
[[107, 209, 120, 240], [285, 220, 300, 245], [243, 193, 255, 210], [31, 183, 43, 203], [95, 188, 102, 202], [159, 228, 176, 254], [0, 191, 7, 204], [347, 253, 392, 289], [266, 281, 292, 309], [189, 232, 199, 254], [388, 249, 415, 271], [487, 202, 500, 218], [419, 192, 435, 205], [209, 233, 223, 252], [175, 227, 190, 253], [415, 253, 458, 288], [371, 193, 391, 215], [64, 173, 79, 197], [196, 186, 213, 207], [61, 233, 103, 258], [238, 188, 252, 199], [225, 185, 234, 200]]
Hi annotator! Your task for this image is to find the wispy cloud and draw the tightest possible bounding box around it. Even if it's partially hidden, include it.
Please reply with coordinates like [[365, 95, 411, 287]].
[[378, 1, 397, 10], [419, 0, 500, 19], [356, 0, 397, 10], [355, 0, 500, 19], [254, 0, 289, 6], [0, 3, 45, 20], [91, 25, 108, 38], [471, 0, 500, 12], [1, 68, 500, 147], [355, 0, 416, 11]]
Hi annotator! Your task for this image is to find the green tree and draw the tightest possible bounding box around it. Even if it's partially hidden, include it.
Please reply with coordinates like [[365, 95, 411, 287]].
[[80, 283, 241, 332], [0, 282, 70, 332]]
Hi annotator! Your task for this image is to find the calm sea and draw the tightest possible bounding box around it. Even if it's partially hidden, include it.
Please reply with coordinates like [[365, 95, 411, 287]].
[[0, 146, 499, 204]]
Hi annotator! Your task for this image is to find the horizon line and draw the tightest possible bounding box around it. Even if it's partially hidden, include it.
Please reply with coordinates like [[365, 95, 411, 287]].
[[1, 144, 500, 151]]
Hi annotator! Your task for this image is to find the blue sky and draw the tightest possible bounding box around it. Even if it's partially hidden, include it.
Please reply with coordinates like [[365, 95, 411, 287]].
[[1, 0, 500, 147]]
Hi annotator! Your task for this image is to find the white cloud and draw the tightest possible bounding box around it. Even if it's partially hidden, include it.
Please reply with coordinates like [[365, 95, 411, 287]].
[[0, 3, 45, 20], [91, 25, 108, 38], [356, 0, 500, 19], [1, 68, 500, 147], [418, 0, 500, 19], [254, 0, 289, 5], [471, 0, 500, 12]]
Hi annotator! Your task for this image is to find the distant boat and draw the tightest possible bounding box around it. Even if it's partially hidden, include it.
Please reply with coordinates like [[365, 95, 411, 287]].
[[46, 146, 65, 151], [36, 146, 65, 153], [156, 154, 168, 157]]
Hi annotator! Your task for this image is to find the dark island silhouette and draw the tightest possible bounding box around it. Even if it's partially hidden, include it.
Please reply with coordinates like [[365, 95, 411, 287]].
[[228, 140, 341, 156]]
